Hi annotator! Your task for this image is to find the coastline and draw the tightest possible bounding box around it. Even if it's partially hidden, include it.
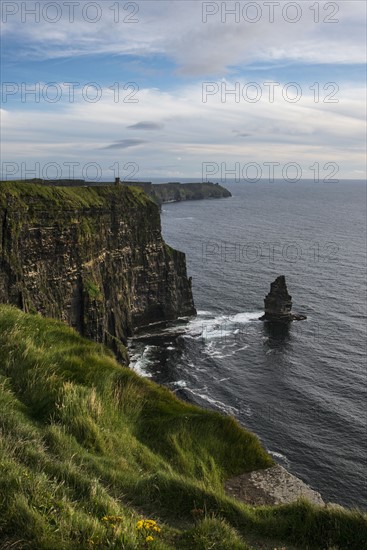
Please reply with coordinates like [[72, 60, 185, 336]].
[[128, 324, 329, 509], [128, 331, 333, 509]]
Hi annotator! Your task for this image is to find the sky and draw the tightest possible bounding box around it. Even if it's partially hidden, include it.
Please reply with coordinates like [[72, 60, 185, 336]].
[[1, 0, 366, 182]]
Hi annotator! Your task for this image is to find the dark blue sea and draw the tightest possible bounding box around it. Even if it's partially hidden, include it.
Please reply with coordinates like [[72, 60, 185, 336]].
[[129, 180, 367, 510]]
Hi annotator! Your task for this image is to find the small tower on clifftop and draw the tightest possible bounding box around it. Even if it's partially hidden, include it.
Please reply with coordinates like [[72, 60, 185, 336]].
[[115, 177, 121, 185]]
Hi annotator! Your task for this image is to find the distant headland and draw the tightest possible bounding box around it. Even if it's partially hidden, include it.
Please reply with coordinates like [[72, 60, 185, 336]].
[[15, 178, 232, 206]]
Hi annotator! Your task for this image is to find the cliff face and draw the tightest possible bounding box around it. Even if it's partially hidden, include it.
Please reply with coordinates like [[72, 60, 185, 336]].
[[0, 182, 195, 358]]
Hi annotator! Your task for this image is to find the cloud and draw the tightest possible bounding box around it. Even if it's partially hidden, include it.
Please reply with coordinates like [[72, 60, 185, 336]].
[[153, 164, 181, 170], [1, 79, 366, 179], [1, 1, 365, 75], [127, 121, 164, 130], [233, 131, 251, 138], [1, 2, 365, 181], [102, 139, 147, 150]]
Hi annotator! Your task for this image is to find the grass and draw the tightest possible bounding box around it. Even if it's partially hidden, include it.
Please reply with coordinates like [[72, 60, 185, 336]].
[[0, 305, 366, 549], [0, 180, 152, 206]]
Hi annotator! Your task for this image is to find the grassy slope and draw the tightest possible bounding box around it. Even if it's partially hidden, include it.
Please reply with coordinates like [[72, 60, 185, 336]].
[[0, 306, 366, 550]]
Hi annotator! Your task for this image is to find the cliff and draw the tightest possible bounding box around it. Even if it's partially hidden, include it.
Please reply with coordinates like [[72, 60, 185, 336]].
[[0, 182, 195, 358], [123, 181, 232, 205], [23, 179, 233, 206]]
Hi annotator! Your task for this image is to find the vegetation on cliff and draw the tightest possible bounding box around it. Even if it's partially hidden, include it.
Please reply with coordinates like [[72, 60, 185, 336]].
[[0, 180, 153, 211], [1, 179, 232, 207], [0, 181, 195, 357], [1, 305, 366, 549]]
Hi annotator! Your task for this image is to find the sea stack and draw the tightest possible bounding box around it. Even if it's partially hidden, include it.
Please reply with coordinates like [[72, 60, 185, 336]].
[[259, 276, 306, 322]]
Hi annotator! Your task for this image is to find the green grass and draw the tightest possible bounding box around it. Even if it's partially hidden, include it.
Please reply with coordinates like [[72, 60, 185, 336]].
[[0, 181, 154, 222], [0, 305, 366, 549]]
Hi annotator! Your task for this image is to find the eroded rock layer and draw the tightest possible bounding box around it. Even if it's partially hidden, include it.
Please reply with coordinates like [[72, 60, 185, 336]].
[[0, 182, 196, 359]]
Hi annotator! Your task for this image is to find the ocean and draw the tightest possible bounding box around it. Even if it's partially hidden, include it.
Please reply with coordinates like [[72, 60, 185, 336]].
[[129, 179, 367, 510]]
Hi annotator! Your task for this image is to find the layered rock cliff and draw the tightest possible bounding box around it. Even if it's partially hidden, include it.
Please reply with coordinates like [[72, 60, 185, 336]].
[[0, 182, 196, 358]]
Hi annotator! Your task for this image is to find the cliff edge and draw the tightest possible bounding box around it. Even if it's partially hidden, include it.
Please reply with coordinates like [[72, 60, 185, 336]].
[[0, 182, 196, 358], [24, 179, 233, 206]]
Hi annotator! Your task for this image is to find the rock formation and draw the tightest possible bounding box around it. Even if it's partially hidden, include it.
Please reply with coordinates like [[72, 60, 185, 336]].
[[0, 182, 196, 360], [225, 464, 324, 506], [259, 275, 306, 322]]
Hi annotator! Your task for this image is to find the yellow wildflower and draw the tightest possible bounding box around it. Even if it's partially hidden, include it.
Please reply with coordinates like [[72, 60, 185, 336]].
[[146, 535, 154, 542]]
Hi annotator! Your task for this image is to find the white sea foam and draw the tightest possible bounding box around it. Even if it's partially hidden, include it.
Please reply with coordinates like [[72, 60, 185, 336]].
[[189, 310, 262, 336], [237, 344, 249, 351], [270, 451, 290, 467], [129, 345, 156, 378], [131, 359, 153, 378], [172, 380, 187, 388], [229, 311, 263, 323], [186, 310, 262, 359]]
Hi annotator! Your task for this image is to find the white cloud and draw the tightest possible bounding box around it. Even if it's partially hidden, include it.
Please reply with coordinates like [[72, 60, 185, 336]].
[[1, 80, 365, 179], [1, 1, 366, 73], [1, 1, 365, 179]]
